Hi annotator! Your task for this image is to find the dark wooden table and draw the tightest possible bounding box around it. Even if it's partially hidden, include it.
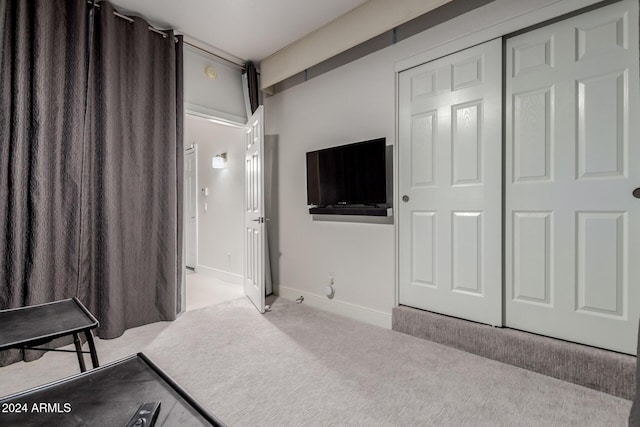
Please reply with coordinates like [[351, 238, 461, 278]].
[[0, 353, 226, 426], [0, 297, 99, 372]]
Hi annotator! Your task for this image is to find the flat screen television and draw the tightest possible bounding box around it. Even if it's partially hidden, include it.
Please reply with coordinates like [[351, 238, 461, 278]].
[[306, 138, 387, 212]]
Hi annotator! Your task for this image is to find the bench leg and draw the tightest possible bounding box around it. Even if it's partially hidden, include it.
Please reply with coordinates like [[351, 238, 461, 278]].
[[84, 330, 99, 369], [72, 333, 87, 372]]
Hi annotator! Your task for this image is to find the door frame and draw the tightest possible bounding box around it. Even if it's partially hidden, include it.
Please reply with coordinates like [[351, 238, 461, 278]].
[[178, 109, 247, 314], [185, 144, 198, 270], [393, 0, 614, 310]]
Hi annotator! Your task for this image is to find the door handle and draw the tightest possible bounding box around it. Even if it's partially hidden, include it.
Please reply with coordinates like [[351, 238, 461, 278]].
[[633, 188, 640, 199], [402, 195, 410, 203], [251, 218, 260, 222]]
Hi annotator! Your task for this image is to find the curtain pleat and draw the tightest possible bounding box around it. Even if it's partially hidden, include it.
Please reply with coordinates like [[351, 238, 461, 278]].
[[79, 1, 180, 338], [0, 0, 183, 365], [175, 35, 184, 314], [0, 0, 90, 365], [246, 61, 260, 114]]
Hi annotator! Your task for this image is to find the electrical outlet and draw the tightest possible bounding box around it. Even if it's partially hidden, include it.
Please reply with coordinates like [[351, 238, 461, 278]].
[[325, 285, 335, 299]]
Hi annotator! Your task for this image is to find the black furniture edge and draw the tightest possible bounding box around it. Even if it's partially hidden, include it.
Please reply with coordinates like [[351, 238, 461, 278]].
[[0, 354, 134, 402], [137, 353, 226, 427], [0, 298, 99, 350], [0, 353, 226, 427], [0, 297, 100, 372], [72, 297, 100, 328]]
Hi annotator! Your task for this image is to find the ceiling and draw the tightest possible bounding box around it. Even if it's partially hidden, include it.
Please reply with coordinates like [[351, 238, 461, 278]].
[[108, 0, 369, 63]]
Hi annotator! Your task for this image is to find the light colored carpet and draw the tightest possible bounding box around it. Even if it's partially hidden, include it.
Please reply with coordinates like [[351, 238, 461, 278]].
[[0, 297, 632, 426], [186, 273, 244, 311]]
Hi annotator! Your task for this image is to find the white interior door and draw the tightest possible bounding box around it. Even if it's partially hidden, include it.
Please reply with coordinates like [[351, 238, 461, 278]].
[[185, 147, 197, 269], [505, 0, 640, 354], [398, 39, 502, 326], [244, 106, 265, 313]]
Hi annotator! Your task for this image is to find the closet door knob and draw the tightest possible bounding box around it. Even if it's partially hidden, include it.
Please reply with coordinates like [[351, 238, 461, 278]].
[[633, 188, 640, 199], [402, 195, 410, 203]]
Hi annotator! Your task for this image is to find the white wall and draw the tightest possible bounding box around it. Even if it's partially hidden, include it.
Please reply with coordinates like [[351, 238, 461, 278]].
[[184, 47, 247, 124], [185, 115, 244, 283], [264, 0, 600, 328]]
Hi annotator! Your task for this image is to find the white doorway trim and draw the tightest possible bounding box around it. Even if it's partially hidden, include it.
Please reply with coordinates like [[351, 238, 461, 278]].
[[185, 109, 246, 129], [185, 144, 198, 270], [179, 109, 246, 315], [185, 102, 247, 127]]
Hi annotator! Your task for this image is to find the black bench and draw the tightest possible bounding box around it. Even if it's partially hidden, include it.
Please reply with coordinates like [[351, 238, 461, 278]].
[[0, 297, 99, 372]]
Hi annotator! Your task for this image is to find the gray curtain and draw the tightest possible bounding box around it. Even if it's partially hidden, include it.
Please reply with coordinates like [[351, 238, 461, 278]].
[[78, 1, 182, 339], [0, 0, 90, 364], [175, 35, 184, 315], [0, 0, 183, 365], [245, 61, 260, 114]]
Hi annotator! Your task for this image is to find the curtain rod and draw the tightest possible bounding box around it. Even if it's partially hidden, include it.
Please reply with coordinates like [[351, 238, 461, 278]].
[[89, 2, 166, 37], [88, 1, 246, 70]]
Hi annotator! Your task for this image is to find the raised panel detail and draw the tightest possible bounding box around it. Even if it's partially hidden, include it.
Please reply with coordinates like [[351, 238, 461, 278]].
[[452, 56, 482, 90], [411, 71, 436, 99], [252, 229, 257, 284], [576, 15, 627, 61], [576, 212, 625, 318], [246, 125, 256, 149], [246, 227, 262, 289], [513, 38, 553, 77], [452, 212, 482, 295], [452, 101, 482, 185], [513, 88, 552, 182], [412, 212, 436, 288], [513, 212, 552, 306], [246, 158, 252, 211], [252, 121, 260, 147], [577, 71, 626, 179], [246, 154, 260, 212], [411, 112, 437, 187]]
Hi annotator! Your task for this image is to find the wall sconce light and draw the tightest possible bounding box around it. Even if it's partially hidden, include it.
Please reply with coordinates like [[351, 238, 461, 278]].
[[212, 153, 227, 169]]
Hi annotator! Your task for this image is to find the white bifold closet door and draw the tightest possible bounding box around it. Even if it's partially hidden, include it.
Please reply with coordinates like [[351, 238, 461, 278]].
[[505, 0, 640, 355], [398, 39, 502, 326]]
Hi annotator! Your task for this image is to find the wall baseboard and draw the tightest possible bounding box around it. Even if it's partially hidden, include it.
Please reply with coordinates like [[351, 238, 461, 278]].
[[195, 265, 243, 286], [278, 286, 392, 329]]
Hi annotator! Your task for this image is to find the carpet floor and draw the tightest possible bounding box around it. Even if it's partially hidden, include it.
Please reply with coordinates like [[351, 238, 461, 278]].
[[0, 296, 632, 426]]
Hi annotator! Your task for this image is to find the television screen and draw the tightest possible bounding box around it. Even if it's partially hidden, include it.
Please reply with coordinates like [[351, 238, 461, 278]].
[[306, 138, 386, 207]]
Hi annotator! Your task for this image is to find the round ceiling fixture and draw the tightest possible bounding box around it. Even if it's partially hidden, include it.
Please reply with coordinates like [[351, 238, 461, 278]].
[[204, 66, 217, 79]]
